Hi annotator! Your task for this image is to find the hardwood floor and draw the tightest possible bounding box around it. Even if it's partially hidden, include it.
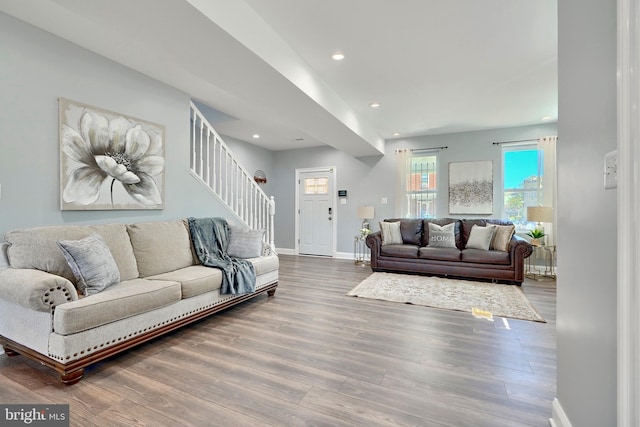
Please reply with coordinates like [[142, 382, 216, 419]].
[[0, 255, 556, 426]]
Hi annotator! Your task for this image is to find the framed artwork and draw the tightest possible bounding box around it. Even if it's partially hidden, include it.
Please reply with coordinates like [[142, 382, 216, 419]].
[[59, 98, 165, 210], [448, 160, 493, 214]]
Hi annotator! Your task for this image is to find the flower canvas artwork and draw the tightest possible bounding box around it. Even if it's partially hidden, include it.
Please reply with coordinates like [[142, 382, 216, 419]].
[[59, 98, 165, 210]]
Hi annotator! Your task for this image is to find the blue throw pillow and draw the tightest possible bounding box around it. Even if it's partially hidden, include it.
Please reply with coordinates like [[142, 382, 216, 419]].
[[57, 233, 120, 296], [227, 226, 265, 259]]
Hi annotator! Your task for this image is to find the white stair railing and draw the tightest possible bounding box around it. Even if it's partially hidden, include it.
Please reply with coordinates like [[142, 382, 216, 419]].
[[190, 101, 275, 250]]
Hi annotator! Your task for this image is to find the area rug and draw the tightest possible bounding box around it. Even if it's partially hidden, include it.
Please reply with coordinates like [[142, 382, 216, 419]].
[[347, 272, 545, 322]]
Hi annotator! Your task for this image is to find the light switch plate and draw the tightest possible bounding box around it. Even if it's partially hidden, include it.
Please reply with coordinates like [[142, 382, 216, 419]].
[[604, 150, 617, 189]]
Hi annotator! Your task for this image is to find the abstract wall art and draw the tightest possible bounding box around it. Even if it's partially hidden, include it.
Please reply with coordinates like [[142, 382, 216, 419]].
[[448, 160, 493, 214], [59, 98, 165, 210]]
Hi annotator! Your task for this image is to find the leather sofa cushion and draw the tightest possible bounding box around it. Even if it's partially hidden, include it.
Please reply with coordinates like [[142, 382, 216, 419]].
[[418, 247, 461, 261], [53, 278, 182, 335], [461, 249, 510, 265], [384, 219, 422, 245], [380, 244, 419, 258]]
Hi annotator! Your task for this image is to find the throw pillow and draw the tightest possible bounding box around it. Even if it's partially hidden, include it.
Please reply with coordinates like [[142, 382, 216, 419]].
[[427, 222, 457, 248], [490, 224, 515, 252], [227, 226, 265, 259], [466, 224, 497, 250], [379, 221, 403, 245], [56, 233, 120, 296]]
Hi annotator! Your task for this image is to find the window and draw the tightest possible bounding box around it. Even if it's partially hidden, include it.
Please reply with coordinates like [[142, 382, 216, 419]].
[[503, 145, 543, 230], [304, 177, 328, 195], [405, 155, 437, 218]]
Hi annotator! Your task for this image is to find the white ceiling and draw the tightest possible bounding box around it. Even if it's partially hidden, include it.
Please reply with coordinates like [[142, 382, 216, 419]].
[[0, 0, 557, 156]]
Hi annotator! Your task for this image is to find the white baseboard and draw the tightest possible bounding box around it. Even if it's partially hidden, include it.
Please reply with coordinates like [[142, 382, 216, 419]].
[[334, 251, 352, 260], [550, 398, 572, 427], [275, 247, 295, 255], [275, 248, 357, 261]]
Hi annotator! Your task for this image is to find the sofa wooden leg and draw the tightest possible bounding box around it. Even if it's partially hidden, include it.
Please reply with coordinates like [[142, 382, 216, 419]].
[[267, 289, 276, 297], [3, 346, 19, 357], [60, 368, 84, 385]]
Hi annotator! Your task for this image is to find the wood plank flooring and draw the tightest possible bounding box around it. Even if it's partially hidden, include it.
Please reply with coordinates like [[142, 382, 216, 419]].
[[0, 255, 556, 426]]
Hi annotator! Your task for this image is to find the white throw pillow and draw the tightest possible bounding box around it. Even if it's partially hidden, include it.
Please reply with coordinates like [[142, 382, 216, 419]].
[[379, 221, 403, 245], [56, 233, 120, 296], [466, 224, 497, 251], [427, 222, 457, 248], [227, 226, 265, 258]]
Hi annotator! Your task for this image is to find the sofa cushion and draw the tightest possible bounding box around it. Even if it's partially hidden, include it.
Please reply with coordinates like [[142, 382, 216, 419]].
[[5, 223, 139, 283], [148, 265, 222, 299], [490, 224, 515, 252], [426, 222, 457, 248], [418, 247, 461, 262], [379, 221, 403, 245], [380, 244, 419, 258], [53, 278, 181, 335], [127, 220, 194, 277], [56, 233, 120, 296], [461, 249, 510, 265], [227, 226, 265, 259], [422, 219, 461, 248], [465, 224, 497, 251], [245, 254, 280, 276], [384, 219, 422, 245]]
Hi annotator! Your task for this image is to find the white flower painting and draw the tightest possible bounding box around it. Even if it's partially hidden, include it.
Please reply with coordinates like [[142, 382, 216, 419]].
[[59, 98, 165, 210]]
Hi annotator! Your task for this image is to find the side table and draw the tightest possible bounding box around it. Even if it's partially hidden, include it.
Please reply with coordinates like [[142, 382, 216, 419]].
[[525, 244, 556, 280], [354, 235, 370, 266]]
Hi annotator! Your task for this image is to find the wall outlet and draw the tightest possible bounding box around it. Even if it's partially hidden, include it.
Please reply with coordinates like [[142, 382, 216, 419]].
[[381, 197, 388, 204], [604, 150, 617, 189]]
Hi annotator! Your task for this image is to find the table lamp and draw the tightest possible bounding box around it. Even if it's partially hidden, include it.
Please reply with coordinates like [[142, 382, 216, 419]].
[[357, 206, 375, 230]]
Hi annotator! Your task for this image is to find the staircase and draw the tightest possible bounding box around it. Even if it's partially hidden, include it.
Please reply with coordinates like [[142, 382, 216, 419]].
[[189, 101, 275, 249]]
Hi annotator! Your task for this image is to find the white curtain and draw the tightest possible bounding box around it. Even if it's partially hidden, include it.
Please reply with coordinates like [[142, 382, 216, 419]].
[[538, 136, 557, 246], [395, 149, 410, 218]]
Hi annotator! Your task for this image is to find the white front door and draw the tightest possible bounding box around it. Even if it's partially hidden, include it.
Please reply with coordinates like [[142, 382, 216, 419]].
[[298, 169, 334, 256]]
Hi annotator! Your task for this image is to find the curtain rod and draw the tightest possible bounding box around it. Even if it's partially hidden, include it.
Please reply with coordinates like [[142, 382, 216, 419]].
[[492, 138, 538, 146], [396, 146, 448, 154]]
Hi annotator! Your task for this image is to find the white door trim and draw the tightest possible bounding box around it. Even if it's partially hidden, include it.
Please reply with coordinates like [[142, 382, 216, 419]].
[[617, 0, 639, 424], [294, 166, 337, 256]]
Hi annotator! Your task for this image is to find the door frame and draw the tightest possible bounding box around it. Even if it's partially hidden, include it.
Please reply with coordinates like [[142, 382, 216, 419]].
[[617, 0, 639, 423], [294, 166, 337, 256]]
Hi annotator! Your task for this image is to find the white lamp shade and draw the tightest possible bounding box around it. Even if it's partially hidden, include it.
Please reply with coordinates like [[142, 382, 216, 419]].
[[357, 206, 375, 219], [527, 206, 553, 223]]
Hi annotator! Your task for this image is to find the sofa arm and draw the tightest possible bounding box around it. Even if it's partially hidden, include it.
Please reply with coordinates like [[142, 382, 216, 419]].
[[366, 232, 382, 268], [0, 268, 78, 312], [509, 235, 534, 260]]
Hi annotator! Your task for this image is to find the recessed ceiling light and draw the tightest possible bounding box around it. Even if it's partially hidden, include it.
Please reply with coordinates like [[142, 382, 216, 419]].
[[541, 116, 554, 121], [252, 134, 260, 139], [392, 132, 401, 137], [370, 102, 381, 108], [332, 52, 345, 61]]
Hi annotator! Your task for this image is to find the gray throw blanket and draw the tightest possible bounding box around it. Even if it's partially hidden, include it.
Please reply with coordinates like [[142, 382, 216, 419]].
[[187, 217, 256, 295]]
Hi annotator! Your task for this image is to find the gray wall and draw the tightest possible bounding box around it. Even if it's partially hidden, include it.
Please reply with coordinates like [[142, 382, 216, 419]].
[[0, 13, 230, 238], [557, 0, 617, 425], [271, 123, 557, 253]]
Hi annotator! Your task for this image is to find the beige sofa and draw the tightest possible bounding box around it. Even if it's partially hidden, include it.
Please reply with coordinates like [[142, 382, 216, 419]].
[[0, 219, 278, 384]]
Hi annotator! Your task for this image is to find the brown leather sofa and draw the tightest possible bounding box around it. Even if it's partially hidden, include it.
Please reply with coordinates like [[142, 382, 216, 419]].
[[365, 218, 533, 285]]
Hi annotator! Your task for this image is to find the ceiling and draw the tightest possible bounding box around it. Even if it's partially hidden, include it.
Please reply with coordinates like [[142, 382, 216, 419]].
[[0, 0, 557, 156]]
